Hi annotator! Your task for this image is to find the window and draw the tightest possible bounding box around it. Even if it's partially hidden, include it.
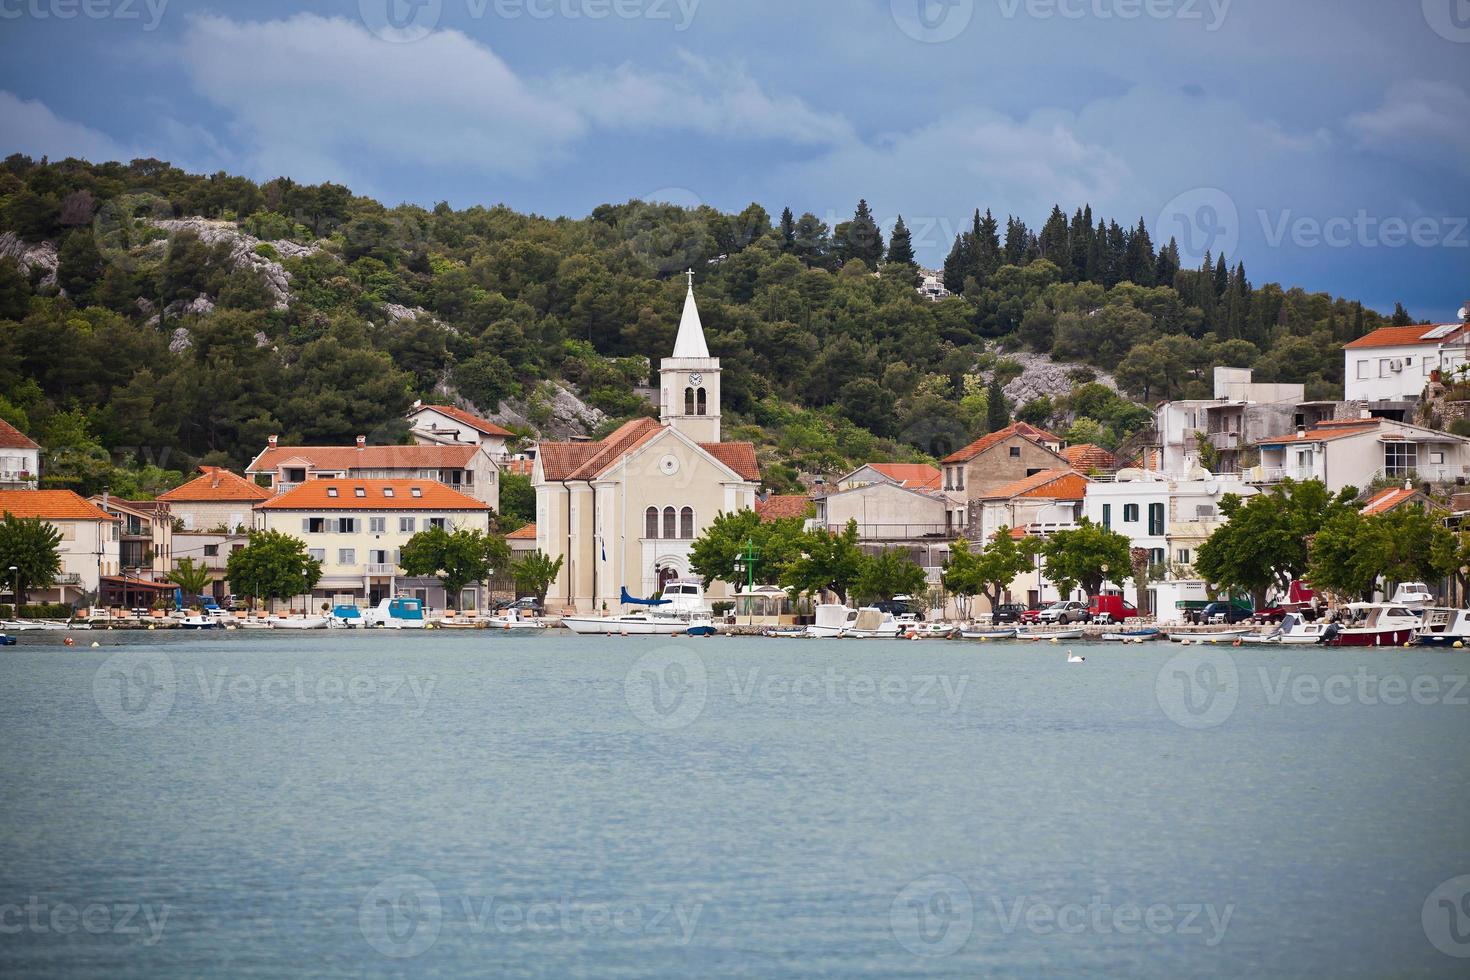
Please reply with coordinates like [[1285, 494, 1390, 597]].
[[684, 387, 695, 415], [354, 487, 366, 498], [1101, 503, 1111, 529], [696, 388, 707, 416], [326, 487, 338, 498], [305, 517, 327, 534], [338, 549, 356, 565], [204, 544, 219, 557], [369, 517, 386, 534], [680, 506, 694, 539], [1177, 548, 1191, 565], [410, 487, 423, 498], [429, 517, 447, 530], [1148, 502, 1165, 536], [663, 506, 676, 539], [1026, 468, 1044, 477], [337, 518, 358, 533], [309, 549, 325, 563], [1384, 442, 1417, 477], [1356, 360, 1369, 379], [285, 468, 306, 483], [1379, 358, 1394, 377], [383, 487, 395, 497], [1431, 451, 1445, 465], [1009, 446, 1021, 458], [1123, 504, 1140, 523], [1149, 548, 1165, 567], [645, 507, 659, 539], [399, 517, 415, 533]]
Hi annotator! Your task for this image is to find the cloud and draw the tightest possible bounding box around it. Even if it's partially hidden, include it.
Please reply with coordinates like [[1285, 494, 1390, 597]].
[[1347, 80, 1470, 174], [0, 91, 133, 163]]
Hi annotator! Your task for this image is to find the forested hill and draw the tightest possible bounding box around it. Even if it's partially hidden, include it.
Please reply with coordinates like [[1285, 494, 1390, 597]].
[[0, 154, 1410, 498]]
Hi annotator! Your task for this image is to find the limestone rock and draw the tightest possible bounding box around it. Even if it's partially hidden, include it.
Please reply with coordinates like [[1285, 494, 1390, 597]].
[[997, 350, 1120, 408], [0, 232, 58, 286], [149, 217, 326, 312], [168, 327, 193, 354]]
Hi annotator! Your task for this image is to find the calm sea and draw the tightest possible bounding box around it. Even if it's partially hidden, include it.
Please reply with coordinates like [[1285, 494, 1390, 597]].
[[1, 631, 1467, 977]]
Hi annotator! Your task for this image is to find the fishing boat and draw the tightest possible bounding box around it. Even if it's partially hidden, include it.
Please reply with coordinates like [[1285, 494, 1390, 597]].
[[1167, 627, 1254, 643], [1016, 626, 1085, 641], [1414, 608, 1470, 647], [803, 603, 854, 638], [960, 626, 1018, 640], [1100, 627, 1162, 642], [1317, 603, 1421, 647], [764, 626, 808, 638], [328, 604, 365, 628], [484, 607, 548, 631], [562, 582, 711, 635], [1389, 581, 1434, 610], [911, 622, 956, 639], [178, 613, 223, 630], [362, 596, 427, 630], [270, 615, 329, 630], [1264, 612, 1333, 645], [683, 613, 720, 637], [841, 607, 902, 638]]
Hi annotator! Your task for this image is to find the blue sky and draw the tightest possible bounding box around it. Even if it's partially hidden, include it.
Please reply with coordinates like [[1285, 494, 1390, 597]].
[[1, 0, 1467, 319]]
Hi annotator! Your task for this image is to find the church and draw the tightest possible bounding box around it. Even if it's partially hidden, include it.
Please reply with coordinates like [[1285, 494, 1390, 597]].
[[532, 276, 761, 611]]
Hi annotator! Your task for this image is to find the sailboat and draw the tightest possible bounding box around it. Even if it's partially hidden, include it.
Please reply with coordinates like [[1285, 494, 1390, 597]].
[[562, 581, 714, 635]]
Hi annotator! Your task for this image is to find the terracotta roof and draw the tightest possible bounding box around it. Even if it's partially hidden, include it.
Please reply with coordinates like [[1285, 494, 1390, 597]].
[[699, 442, 760, 481], [248, 444, 480, 473], [504, 458, 534, 476], [538, 419, 759, 482], [0, 489, 115, 521], [1063, 444, 1118, 472], [942, 422, 1064, 464], [1255, 419, 1382, 446], [506, 522, 537, 540], [158, 466, 272, 503], [413, 404, 514, 438], [1343, 324, 1463, 349], [756, 495, 813, 522], [863, 462, 942, 490], [0, 418, 39, 451], [1360, 486, 1428, 516], [979, 469, 1089, 501], [256, 479, 491, 511]]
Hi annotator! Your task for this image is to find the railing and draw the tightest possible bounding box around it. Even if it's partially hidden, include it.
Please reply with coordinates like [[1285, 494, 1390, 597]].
[[55, 572, 82, 584], [825, 524, 957, 540], [1205, 431, 1241, 450], [0, 470, 35, 483], [366, 563, 399, 576]]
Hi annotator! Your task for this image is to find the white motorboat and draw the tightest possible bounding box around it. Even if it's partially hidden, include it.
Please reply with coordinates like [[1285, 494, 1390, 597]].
[[485, 607, 548, 631], [1319, 603, 1421, 647], [3, 619, 77, 631], [961, 626, 1018, 640], [563, 580, 712, 635], [911, 622, 956, 638], [1390, 581, 1434, 610], [803, 603, 854, 638], [841, 607, 902, 638], [1100, 627, 1163, 642], [362, 596, 427, 629], [178, 614, 223, 630], [1265, 612, 1333, 645], [1168, 627, 1254, 643], [1414, 608, 1470, 647], [270, 616, 329, 630]]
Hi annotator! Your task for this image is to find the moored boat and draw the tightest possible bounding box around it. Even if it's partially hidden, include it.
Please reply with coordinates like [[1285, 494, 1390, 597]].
[[563, 580, 712, 635], [178, 614, 223, 630], [1413, 607, 1470, 647], [841, 607, 902, 638], [960, 626, 1017, 640], [1016, 626, 1084, 641], [804, 603, 854, 638], [362, 596, 427, 630], [1317, 603, 1421, 647], [1167, 627, 1253, 643], [1101, 627, 1162, 642], [270, 615, 329, 630]]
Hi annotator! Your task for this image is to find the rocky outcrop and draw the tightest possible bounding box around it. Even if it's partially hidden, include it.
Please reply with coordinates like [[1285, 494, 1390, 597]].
[[0, 232, 58, 286], [997, 350, 1120, 407], [149, 218, 325, 311], [439, 380, 605, 440], [168, 327, 193, 354], [164, 295, 215, 320]]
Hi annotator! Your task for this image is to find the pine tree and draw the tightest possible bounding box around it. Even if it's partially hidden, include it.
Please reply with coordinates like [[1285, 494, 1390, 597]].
[[1154, 236, 1180, 287], [886, 214, 915, 265], [1068, 207, 1091, 282], [1003, 215, 1030, 266], [1037, 205, 1069, 265], [844, 199, 884, 268], [942, 233, 971, 295], [986, 376, 1009, 433], [779, 207, 796, 253], [1391, 302, 1413, 326], [973, 208, 1001, 285], [1086, 218, 1105, 284], [1124, 217, 1156, 286], [1214, 253, 1229, 298]]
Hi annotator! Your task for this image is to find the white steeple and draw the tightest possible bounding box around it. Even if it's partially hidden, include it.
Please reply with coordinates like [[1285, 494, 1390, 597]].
[[672, 269, 710, 358]]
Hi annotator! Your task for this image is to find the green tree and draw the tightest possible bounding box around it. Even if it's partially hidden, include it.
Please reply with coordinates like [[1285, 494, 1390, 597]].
[[985, 376, 1009, 432], [941, 538, 982, 619], [886, 214, 915, 265], [399, 525, 504, 609], [0, 514, 63, 606], [973, 528, 1041, 612], [511, 551, 564, 605], [498, 471, 535, 529], [781, 519, 866, 604], [1310, 505, 1456, 601], [167, 556, 213, 602], [1041, 519, 1132, 600], [225, 529, 322, 607], [689, 509, 807, 593], [854, 548, 928, 603]]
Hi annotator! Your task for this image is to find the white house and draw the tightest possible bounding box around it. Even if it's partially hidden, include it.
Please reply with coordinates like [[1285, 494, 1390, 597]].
[[0, 490, 119, 607], [405, 402, 514, 456], [1343, 321, 1469, 403], [1250, 416, 1470, 493], [0, 418, 41, 489]]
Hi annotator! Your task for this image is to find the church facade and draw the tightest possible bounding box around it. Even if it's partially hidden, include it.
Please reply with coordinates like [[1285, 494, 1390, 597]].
[[533, 278, 760, 611]]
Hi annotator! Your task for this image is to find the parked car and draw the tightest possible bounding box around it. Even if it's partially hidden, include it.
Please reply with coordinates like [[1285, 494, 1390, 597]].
[[1038, 600, 1091, 625], [1252, 604, 1288, 624], [992, 603, 1026, 624], [1088, 594, 1137, 624], [1019, 606, 1044, 624], [1195, 601, 1255, 625]]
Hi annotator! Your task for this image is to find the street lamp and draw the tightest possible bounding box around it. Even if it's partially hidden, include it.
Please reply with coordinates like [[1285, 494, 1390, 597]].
[[8, 565, 17, 612]]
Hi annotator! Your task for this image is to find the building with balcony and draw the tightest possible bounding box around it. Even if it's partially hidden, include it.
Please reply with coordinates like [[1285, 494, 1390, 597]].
[[89, 496, 173, 580], [254, 478, 493, 610], [940, 422, 1070, 502], [1249, 417, 1470, 493], [157, 466, 272, 532], [405, 402, 515, 455], [813, 480, 955, 584], [0, 490, 119, 606], [971, 469, 1088, 549], [1343, 321, 1469, 404], [0, 418, 41, 489], [246, 436, 500, 510]]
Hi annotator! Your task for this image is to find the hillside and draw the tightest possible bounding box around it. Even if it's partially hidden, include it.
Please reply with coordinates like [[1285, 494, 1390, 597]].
[[0, 155, 1407, 498]]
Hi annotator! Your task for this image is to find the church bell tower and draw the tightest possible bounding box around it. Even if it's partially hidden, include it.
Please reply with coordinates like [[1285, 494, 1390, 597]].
[[660, 271, 721, 443]]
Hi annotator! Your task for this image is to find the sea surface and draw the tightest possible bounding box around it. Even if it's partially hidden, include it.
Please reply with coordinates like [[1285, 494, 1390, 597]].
[[1, 630, 1468, 978]]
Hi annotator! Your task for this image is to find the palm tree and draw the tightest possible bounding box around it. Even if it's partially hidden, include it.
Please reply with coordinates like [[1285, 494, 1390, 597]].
[[167, 556, 213, 606]]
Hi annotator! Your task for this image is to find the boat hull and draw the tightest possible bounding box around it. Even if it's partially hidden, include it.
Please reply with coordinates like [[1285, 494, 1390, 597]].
[[1017, 628, 1084, 641], [1323, 628, 1417, 647], [961, 628, 1017, 640], [562, 616, 688, 636]]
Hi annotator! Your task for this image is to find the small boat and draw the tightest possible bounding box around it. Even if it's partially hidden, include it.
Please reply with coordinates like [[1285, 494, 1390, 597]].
[[270, 616, 329, 630], [960, 626, 1018, 640], [1390, 581, 1434, 610], [328, 604, 365, 628], [178, 614, 224, 630], [763, 626, 808, 638], [841, 607, 902, 638], [362, 597, 427, 630], [683, 614, 720, 637], [911, 622, 956, 639], [1168, 627, 1254, 643], [803, 603, 854, 638], [1318, 603, 1421, 647], [1017, 627, 1084, 641], [0, 634, 16, 646], [485, 607, 548, 631], [1101, 627, 1162, 642], [1268, 612, 1333, 645], [563, 581, 712, 635], [1414, 607, 1470, 647]]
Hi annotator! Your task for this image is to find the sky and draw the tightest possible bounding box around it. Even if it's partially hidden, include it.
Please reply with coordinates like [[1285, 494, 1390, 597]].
[[0, 0, 1467, 319]]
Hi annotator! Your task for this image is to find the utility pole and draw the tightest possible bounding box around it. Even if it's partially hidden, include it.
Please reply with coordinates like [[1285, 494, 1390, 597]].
[[737, 538, 760, 626]]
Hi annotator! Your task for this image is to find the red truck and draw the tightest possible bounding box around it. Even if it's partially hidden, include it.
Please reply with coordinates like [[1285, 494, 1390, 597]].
[[1088, 593, 1138, 624]]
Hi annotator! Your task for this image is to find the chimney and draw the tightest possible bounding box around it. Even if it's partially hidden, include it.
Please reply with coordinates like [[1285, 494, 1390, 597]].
[[267, 434, 278, 448], [1296, 426, 1306, 439], [356, 435, 366, 450]]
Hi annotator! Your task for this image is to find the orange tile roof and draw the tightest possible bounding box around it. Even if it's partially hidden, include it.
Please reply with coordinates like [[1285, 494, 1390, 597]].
[[1343, 323, 1463, 349], [942, 422, 1064, 464], [256, 479, 491, 511], [1255, 419, 1382, 446], [248, 444, 480, 473], [506, 522, 537, 540], [0, 418, 39, 450], [0, 489, 115, 521], [1359, 486, 1427, 516], [1063, 444, 1118, 472], [864, 462, 942, 490], [700, 442, 760, 481], [538, 419, 759, 482], [979, 469, 1089, 501], [414, 404, 515, 438], [756, 495, 813, 522], [157, 466, 272, 503], [504, 457, 534, 476]]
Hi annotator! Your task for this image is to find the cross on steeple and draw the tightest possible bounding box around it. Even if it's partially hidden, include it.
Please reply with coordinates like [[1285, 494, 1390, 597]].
[[685, 268, 695, 290]]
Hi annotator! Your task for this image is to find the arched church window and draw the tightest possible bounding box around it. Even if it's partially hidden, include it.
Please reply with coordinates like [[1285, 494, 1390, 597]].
[[696, 388, 707, 416], [684, 387, 695, 415], [680, 507, 694, 539], [663, 506, 677, 539], [645, 507, 659, 539]]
